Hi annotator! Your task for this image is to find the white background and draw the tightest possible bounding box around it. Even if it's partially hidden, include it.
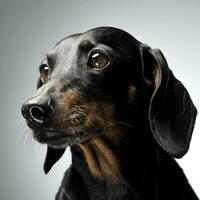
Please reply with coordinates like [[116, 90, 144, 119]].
[[0, 0, 199, 199]]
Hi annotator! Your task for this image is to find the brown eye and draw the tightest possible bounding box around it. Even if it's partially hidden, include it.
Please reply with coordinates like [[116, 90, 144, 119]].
[[40, 64, 49, 82], [88, 52, 109, 69]]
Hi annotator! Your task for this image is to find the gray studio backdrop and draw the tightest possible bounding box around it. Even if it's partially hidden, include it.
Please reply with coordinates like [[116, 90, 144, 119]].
[[0, 0, 199, 199]]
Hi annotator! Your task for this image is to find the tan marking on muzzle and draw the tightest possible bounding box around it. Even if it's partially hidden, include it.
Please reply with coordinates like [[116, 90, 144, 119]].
[[57, 89, 83, 109]]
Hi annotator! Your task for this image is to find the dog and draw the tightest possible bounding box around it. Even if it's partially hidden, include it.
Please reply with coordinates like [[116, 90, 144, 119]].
[[21, 27, 198, 200]]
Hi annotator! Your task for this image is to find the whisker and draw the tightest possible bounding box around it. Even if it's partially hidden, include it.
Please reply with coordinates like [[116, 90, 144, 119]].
[[75, 105, 92, 111], [77, 105, 101, 116], [117, 121, 137, 130], [19, 120, 36, 153]]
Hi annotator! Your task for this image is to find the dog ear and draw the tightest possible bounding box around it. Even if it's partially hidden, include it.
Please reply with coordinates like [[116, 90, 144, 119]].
[[43, 146, 66, 174], [141, 47, 197, 158]]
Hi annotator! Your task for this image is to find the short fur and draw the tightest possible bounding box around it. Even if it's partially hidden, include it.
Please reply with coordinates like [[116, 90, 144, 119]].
[[21, 27, 198, 200]]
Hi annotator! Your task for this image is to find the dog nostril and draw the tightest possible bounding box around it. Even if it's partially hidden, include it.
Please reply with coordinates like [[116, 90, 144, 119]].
[[29, 106, 45, 123]]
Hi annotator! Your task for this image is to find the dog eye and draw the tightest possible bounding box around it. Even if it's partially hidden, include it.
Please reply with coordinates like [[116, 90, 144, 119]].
[[39, 64, 49, 82], [88, 52, 109, 69]]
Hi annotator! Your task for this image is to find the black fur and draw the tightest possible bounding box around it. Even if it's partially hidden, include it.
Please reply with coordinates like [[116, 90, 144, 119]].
[[21, 27, 198, 200]]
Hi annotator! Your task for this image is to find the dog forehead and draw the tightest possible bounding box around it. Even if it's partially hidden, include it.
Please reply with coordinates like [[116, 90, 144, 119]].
[[44, 27, 141, 74], [51, 35, 95, 61], [53, 26, 139, 52], [52, 35, 80, 56]]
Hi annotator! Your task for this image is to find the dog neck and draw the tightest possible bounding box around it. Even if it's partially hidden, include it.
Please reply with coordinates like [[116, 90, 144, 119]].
[[70, 125, 161, 199]]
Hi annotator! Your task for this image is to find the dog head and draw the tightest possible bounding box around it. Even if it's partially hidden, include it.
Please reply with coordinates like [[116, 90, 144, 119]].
[[21, 27, 197, 173]]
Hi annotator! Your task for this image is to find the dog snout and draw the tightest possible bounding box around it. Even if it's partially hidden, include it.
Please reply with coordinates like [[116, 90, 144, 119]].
[[21, 97, 54, 126]]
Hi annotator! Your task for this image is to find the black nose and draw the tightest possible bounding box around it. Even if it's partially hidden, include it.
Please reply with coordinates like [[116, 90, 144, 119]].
[[21, 99, 53, 125]]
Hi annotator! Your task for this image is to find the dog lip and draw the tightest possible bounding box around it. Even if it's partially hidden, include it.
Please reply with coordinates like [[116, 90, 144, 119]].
[[45, 130, 72, 139], [46, 131, 65, 138], [43, 129, 90, 148], [26, 118, 41, 129]]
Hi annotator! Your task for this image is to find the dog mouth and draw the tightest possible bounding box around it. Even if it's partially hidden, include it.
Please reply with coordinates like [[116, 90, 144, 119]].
[[37, 129, 88, 148], [29, 117, 105, 148], [25, 98, 107, 148]]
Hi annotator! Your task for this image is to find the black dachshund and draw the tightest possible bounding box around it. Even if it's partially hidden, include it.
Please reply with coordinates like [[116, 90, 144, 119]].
[[21, 27, 198, 200]]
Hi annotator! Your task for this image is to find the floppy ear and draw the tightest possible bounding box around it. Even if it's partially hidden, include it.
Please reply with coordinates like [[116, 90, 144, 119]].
[[43, 146, 66, 174], [141, 47, 197, 158]]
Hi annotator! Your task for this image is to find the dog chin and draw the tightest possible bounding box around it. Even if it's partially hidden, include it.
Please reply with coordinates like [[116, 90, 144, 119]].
[[32, 128, 100, 148]]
